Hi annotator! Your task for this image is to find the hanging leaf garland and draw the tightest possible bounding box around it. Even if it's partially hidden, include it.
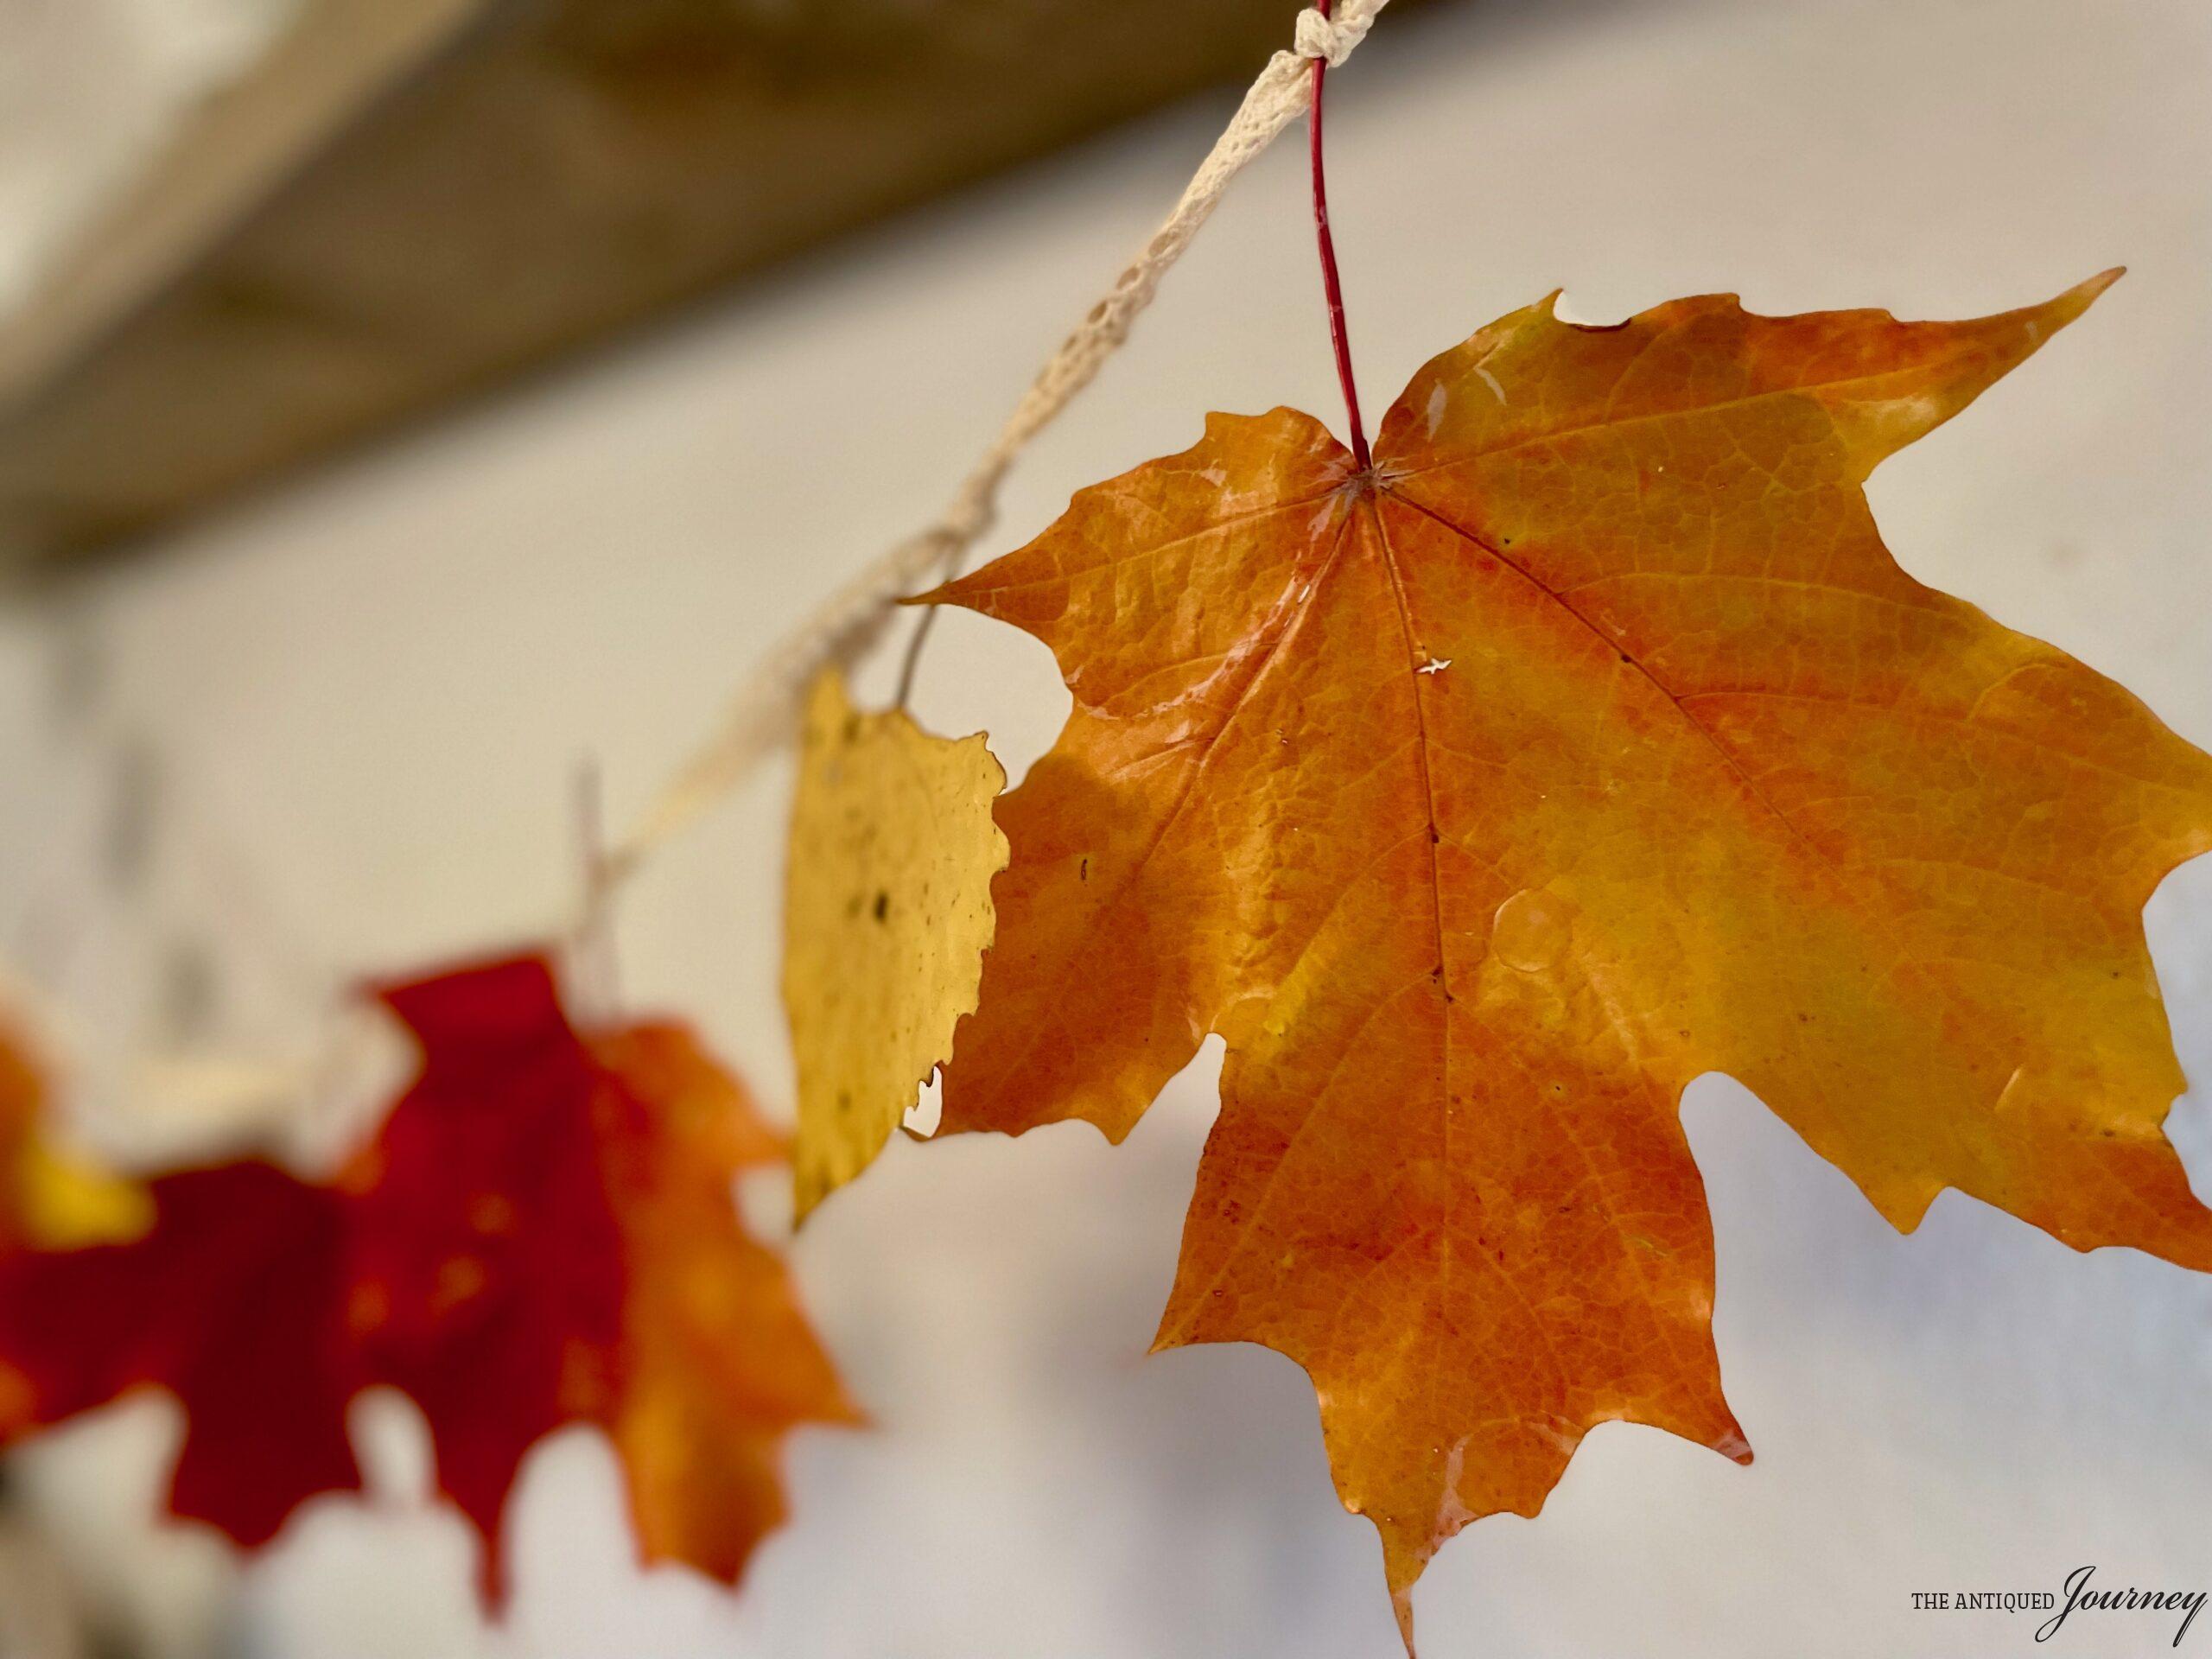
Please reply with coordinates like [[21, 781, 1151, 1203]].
[[0, 956, 856, 1598]]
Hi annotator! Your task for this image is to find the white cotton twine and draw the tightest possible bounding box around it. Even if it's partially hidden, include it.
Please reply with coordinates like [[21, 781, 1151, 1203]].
[[1295, 7, 1374, 67], [596, 0, 1392, 899]]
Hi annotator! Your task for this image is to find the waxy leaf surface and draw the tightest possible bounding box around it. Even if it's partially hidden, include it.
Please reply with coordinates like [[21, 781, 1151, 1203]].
[[783, 671, 1007, 1221], [926, 274, 2212, 1643], [0, 957, 854, 1600]]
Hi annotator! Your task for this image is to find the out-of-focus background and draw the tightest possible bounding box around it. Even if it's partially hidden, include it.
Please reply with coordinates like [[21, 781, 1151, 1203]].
[[2, 0, 2209, 1655]]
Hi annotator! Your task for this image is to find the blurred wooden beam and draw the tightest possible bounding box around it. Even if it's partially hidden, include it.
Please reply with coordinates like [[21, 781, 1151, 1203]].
[[0, 0, 1437, 567], [0, 0, 483, 415]]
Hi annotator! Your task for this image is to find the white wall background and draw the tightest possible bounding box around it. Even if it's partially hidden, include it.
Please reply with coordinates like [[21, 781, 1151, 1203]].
[[4, 0, 2212, 1654]]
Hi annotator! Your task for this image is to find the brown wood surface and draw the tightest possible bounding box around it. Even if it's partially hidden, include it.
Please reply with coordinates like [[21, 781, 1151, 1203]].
[[0, 0, 1441, 568]]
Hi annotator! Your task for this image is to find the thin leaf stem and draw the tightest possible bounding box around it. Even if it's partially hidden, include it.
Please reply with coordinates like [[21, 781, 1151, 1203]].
[[1309, 0, 1371, 471]]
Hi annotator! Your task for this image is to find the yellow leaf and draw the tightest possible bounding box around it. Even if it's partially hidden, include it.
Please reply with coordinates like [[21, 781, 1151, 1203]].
[[781, 671, 1007, 1223], [16, 1141, 152, 1250], [2, 1021, 150, 1250]]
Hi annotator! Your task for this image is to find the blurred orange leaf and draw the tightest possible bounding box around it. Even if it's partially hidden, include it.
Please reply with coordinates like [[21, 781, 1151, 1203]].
[[925, 273, 2212, 1643], [0, 1022, 44, 1255], [0, 956, 855, 1601]]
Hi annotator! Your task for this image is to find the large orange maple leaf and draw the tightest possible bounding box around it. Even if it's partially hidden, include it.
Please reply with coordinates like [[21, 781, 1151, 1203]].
[[0, 956, 855, 1599], [925, 273, 2212, 1641]]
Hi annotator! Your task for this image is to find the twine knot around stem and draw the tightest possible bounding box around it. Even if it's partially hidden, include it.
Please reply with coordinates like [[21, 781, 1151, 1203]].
[[1294, 5, 1372, 67]]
